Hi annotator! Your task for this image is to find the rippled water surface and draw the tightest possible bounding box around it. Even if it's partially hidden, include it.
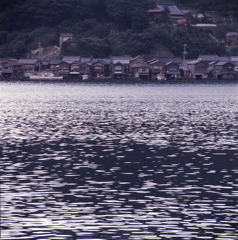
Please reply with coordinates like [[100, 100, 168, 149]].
[[1, 81, 238, 240]]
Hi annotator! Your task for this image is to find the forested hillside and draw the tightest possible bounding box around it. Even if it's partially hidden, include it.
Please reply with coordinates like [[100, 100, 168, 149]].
[[0, 0, 237, 58]]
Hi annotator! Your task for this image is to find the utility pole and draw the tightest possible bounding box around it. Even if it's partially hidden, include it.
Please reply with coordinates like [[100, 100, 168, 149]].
[[183, 44, 187, 61], [38, 43, 42, 72]]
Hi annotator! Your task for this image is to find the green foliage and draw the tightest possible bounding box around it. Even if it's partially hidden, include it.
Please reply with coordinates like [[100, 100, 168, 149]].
[[0, 0, 235, 58], [62, 37, 110, 58]]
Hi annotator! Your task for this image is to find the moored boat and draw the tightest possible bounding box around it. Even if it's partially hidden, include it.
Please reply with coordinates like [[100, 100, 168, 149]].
[[29, 72, 63, 80]]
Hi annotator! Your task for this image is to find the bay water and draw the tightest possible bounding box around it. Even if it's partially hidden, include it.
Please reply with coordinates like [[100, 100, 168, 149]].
[[0, 81, 237, 239]]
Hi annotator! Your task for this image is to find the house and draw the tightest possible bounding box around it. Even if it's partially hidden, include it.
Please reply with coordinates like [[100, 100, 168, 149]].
[[165, 61, 180, 79], [59, 33, 73, 48], [214, 62, 236, 79], [198, 54, 230, 62], [129, 56, 149, 80], [148, 58, 165, 80], [167, 5, 185, 23], [188, 60, 209, 79], [147, 4, 184, 23], [111, 56, 131, 78], [79, 62, 92, 79], [1, 59, 23, 78], [225, 32, 238, 46], [61, 56, 81, 78], [58, 61, 70, 78], [18, 59, 38, 76], [147, 5, 166, 21], [91, 59, 110, 78]]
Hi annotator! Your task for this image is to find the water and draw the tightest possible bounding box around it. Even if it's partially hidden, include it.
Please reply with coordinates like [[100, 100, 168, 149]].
[[1, 81, 238, 240]]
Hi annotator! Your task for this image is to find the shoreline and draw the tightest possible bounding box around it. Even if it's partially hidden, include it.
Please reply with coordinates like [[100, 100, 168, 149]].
[[0, 78, 238, 84]]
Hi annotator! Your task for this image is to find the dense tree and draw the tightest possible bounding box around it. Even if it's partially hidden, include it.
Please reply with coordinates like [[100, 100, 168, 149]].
[[0, 0, 235, 58]]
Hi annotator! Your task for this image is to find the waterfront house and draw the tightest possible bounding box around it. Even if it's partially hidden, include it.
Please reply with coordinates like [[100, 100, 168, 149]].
[[129, 56, 149, 80], [188, 60, 209, 79], [1, 59, 23, 78], [148, 58, 165, 80], [165, 61, 180, 79], [214, 62, 236, 79], [58, 61, 70, 78], [48, 60, 61, 72], [225, 32, 238, 46], [92, 59, 110, 78], [78, 62, 92, 79], [18, 59, 38, 76], [111, 56, 131, 78]]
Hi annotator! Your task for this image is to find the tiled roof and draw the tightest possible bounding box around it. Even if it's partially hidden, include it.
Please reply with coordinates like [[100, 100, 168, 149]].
[[62, 56, 81, 63], [215, 61, 228, 66], [8, 60, 22, 66], [19, 59, 38, 64], [168, 5, 184, 16], [198, 54, 230, 62], [60, 33, 73, 37], [188, 60, 201, 64], [226, 32, 238, 36]]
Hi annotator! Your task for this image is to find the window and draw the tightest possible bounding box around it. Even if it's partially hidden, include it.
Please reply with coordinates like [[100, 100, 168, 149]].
[[115, 65, 122, 71], [95, 66, 102, 70]]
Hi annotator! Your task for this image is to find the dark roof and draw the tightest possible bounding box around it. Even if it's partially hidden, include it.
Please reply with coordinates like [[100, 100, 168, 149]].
[[166, 61, 179, 66], [226, 32, 238, 36], [8, 60, 22, 66], [19, 59, 38, 65], [80, 57, 92, 63], [215, 61, 234, 66], [49, 60, 61, 65], [168, 5, 184, 16], [147, 9, 164, 13], [62, 56, 80, 63], [92, 58, 111, 65], [60, 33, 73, 37], [198, 54, 230, 62]]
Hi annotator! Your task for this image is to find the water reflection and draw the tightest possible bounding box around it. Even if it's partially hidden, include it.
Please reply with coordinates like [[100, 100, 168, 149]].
[[1, 82, 238, 239]]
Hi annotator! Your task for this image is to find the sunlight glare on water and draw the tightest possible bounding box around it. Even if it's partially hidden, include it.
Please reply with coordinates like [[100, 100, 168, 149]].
[[0, 81, 238, 240]]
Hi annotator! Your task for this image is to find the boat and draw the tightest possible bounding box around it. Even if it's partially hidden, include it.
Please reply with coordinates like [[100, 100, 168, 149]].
[[29, 72, 63, 80], [156, 74, 166, 81], [82, 74, 89, 80]]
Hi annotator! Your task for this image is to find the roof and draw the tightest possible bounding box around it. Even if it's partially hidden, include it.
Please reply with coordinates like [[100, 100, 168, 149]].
[[160, 57, 183, 64], [80, 57, 92, 63], [7, 60, 22, 66], [149, 59, 164, 65], [166, 61, 179, 66], [188, 60, 202, 65], [192, 24, 217, 28], [198, 54, 230, 62], [230, 56, 238, 61], [60, 33, 73, 37], [49, 60, 61, 65], [62, 56, 80, 63], [168, 5, 184, 16], [226, 32, 238, 36], [19, 59, 38, 64], [92, 58, 111, 65], [147, 9, 164, 13], [111, 56, 131, 65], [215, 61, 228, 66]]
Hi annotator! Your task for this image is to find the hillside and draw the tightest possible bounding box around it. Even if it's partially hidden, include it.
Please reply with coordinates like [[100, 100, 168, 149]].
[[0, 0, 237, 59]]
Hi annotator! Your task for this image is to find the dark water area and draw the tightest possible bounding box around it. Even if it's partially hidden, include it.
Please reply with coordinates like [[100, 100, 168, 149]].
[[1, 81, 238, 240]]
